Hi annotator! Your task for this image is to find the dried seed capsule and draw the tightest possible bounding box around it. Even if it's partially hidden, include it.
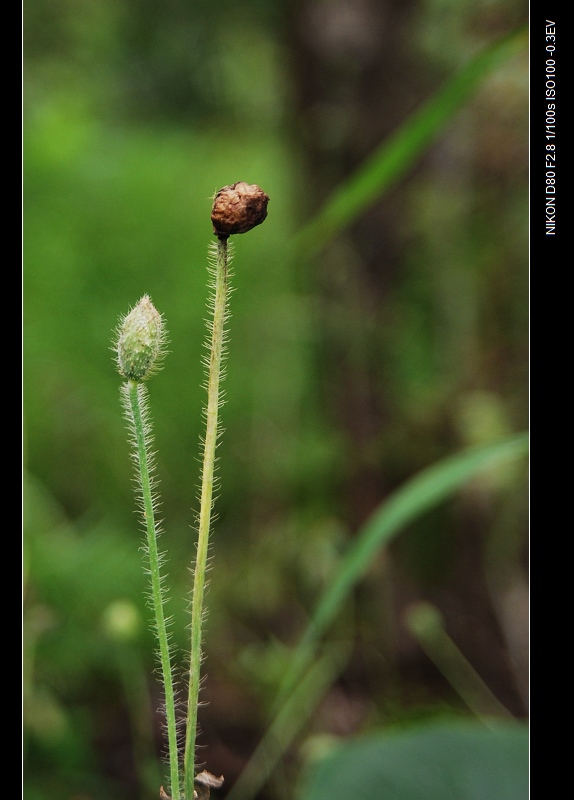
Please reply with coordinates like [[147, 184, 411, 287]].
[[211, 182, 269, 237], [115, 295, 167, 381]]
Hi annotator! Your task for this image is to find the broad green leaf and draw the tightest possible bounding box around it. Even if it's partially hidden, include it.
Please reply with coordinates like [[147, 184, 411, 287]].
[[298, 721, 528, 800], [294, 26, 527, 257]]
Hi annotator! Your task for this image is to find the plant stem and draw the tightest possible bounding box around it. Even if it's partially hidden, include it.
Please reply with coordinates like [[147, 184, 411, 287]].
[[184, 236, 230, 799], [126, 379, 180, 800]]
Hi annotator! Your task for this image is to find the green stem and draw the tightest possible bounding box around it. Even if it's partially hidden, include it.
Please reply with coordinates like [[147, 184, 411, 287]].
[[184, 236, 230, 799], [127, 379, 180, 800]]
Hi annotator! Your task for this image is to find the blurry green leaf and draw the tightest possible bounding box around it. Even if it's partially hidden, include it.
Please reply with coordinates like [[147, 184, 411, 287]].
[[295, 25, 527, 256], [297, 721, 528, 800], [275, 433, 528, 710]]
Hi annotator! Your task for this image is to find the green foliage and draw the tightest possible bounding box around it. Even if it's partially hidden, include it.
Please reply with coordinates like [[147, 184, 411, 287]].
[[227, 436, 527, 800], [276, 433, 528, 710], [297, 721, 528, 800], [294, 25, 527, 257], [23, 473, 152, 799], [24, 0, 528, 796]]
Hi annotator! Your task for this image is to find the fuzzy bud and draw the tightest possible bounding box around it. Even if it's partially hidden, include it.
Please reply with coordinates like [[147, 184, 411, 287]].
[[211, 182, 269, 237], [115, 295, 166, 381]]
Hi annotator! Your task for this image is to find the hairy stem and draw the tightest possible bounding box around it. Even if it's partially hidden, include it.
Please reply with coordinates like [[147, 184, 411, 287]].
[[126, 379, 180, 800], [184, 236, 230, 799]]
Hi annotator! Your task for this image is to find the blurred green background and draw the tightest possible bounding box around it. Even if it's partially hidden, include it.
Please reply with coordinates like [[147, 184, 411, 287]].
[[23, 1, 528, 798]]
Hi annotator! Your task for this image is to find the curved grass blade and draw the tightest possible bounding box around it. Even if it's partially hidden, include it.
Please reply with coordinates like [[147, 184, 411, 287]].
[[294, 25, 527, 257], [274, 433, 528, 712], [229, 434, 528, 800]]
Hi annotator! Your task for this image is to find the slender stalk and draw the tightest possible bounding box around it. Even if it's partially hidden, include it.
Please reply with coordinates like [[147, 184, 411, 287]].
[[125, 379, 180, 800], [184, 236, 230, 799]]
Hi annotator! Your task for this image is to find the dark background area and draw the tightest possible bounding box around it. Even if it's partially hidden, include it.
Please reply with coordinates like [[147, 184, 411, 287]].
[[24, 1, 528, 798]]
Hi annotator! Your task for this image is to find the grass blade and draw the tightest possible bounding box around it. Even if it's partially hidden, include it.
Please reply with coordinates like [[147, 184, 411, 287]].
[[274, 433, 528, 711], [226, 644, 351, 800], [230, 435, 528, 800], [294, 25, 527, 257]]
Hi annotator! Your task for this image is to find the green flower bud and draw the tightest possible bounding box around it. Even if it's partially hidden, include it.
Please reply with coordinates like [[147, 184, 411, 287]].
[[115, 295, 167, 381]]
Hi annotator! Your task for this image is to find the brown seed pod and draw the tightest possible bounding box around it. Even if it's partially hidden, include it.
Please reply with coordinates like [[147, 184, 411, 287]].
[[211, 182, 269, 237]]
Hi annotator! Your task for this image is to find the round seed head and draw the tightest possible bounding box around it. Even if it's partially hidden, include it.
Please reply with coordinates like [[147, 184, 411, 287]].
[[211, 182, 269, 237]]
